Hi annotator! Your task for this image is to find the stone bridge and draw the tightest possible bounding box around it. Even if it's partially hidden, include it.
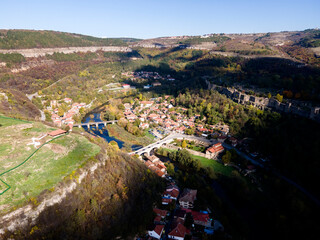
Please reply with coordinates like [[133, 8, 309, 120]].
[[130, 133, 214, 156], [73, 120, 118, 128]]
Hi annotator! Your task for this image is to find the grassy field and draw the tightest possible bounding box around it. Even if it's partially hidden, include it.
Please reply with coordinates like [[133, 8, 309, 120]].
[[0, 117, 100, 214], [162, 148, 233, 177], [0, 115, 30, 127], [106, 124, 154, 149], [192, 155, 234, 177]]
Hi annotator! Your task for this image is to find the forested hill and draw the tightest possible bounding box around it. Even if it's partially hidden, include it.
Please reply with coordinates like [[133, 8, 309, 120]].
[[0, 30, 140, 49]]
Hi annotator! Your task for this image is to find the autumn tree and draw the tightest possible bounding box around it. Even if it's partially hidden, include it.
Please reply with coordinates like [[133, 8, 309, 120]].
[[267, 93, 272, 99], [276, 93, 283, 102], [181, 140, 187, 148]]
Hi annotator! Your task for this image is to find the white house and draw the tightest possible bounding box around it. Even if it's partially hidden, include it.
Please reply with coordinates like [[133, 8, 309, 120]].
[[148, 225, 165, 239]]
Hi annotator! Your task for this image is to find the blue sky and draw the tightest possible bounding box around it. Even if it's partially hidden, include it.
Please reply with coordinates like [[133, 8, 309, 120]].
[[1, 0, 319, 39]]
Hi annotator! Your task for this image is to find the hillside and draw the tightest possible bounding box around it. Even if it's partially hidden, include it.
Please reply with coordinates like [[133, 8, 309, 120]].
[[0, 30, 134, 49], [132, 29, 320, 66], [0, 117, 100, 214], [0, 118, 163, 239], [0, 88, 40, 119]]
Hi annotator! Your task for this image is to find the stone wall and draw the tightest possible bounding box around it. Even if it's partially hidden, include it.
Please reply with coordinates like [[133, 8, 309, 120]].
[[208, 82, 320, 122], [0, 46, 132, 58]]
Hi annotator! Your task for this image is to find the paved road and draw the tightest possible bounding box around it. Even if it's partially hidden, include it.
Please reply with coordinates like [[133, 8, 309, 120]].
[[39, 110, 45, 121]]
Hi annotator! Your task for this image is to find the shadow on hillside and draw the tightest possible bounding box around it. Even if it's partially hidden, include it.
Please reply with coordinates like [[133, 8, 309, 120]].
[[2, 149, 164, 240]]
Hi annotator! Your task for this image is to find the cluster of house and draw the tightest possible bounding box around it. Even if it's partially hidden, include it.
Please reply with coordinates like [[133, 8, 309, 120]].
[[123, 97, 194, 132], [147, 184, 221, 239], [122, 97, 232, 140], [47, 98, 87, 128], [144, 155, 167, 178]]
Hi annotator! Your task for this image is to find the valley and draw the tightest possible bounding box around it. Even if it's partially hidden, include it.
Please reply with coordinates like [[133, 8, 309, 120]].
[[0, 29, 319, 240]]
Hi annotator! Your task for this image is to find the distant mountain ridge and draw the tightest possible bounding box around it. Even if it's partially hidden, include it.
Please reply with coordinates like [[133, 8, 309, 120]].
[[0, 30, 141, 49]]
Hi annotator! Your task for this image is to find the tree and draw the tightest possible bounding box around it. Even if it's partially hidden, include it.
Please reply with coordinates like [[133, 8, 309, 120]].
[[185, 127, 195, 135], [133, 118, 141, 127], [109, 140, 119, 151], [276, 93, 283, 102], [118, 104, 125, 110], [57, 107, 64, 117], [267, 93, 272, 99], [165, 162, 175, 175], [222, 151, 232, 165], [181, 140, 187, 148]]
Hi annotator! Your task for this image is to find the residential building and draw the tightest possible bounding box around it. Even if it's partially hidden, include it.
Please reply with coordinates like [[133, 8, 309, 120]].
[[122, 84, 130, 89], [168, 223, 188, 240], [179, 189, 197, 209], [48, 129, 67, 137], [148, 225, 165, 239], [205, 143, 224, 159], [191, 211, 212, 227]]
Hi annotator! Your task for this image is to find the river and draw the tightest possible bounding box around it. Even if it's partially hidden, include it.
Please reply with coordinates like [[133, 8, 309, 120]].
[[81, 113, 143, 151]]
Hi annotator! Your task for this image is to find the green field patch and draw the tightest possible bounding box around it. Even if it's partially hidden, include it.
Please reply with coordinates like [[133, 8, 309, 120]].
[[162, 148, 233, 177], [0, 118, 100, 214], [0, 144, 11, 154], [192, 155, 234, 177], [0, 115, 30, 127]]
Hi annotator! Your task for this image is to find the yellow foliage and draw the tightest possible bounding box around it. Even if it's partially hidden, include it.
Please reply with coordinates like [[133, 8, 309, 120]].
[[30, 225, 39, 235], [79, 70, 90, 77], [29, 197, 39, 206]]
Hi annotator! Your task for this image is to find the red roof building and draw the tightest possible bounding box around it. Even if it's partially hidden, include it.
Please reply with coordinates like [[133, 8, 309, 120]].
[[148, 225, 165, 240], [48, 129, 67, 137], [205, 143, 224, 159], [191, 211, 212, 227], [153, 208, 168, 218], [168, 223, 188, 240]]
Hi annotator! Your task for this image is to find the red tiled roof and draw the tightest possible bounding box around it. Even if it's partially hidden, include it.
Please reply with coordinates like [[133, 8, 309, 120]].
[[191, 211, 210, 223], [154, 215, 162, 222], [48, 129, 66, 137], [154, 225, 165, 236], [207, 143, 224, 153], [164, 189, 179, 199], [168, 223, 187, 238], [153, 208, 168, 218], [156, 169, 165, 177], [145, 160, 154, 167]]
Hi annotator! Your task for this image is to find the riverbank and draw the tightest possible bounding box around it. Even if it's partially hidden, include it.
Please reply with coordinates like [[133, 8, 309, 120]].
[[106, 124, 154, 151]]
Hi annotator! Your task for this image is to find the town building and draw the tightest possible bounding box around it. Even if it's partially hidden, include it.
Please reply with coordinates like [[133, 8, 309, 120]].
[[168, 223, 188, 240], [148, 225, 165, 239], [205, 143, 224, 159], [48, 129, 67, 137], [179, 188, 197, 209]]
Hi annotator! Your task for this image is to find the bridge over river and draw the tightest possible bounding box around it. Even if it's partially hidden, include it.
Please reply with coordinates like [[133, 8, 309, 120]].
[[130, 133, 215, 156], [73, 120, 118, 128]]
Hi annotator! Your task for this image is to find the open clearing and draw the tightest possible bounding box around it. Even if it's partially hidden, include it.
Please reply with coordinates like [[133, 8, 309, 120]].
[[0, 116, 100, 214], [162, 148, 233, 177]]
